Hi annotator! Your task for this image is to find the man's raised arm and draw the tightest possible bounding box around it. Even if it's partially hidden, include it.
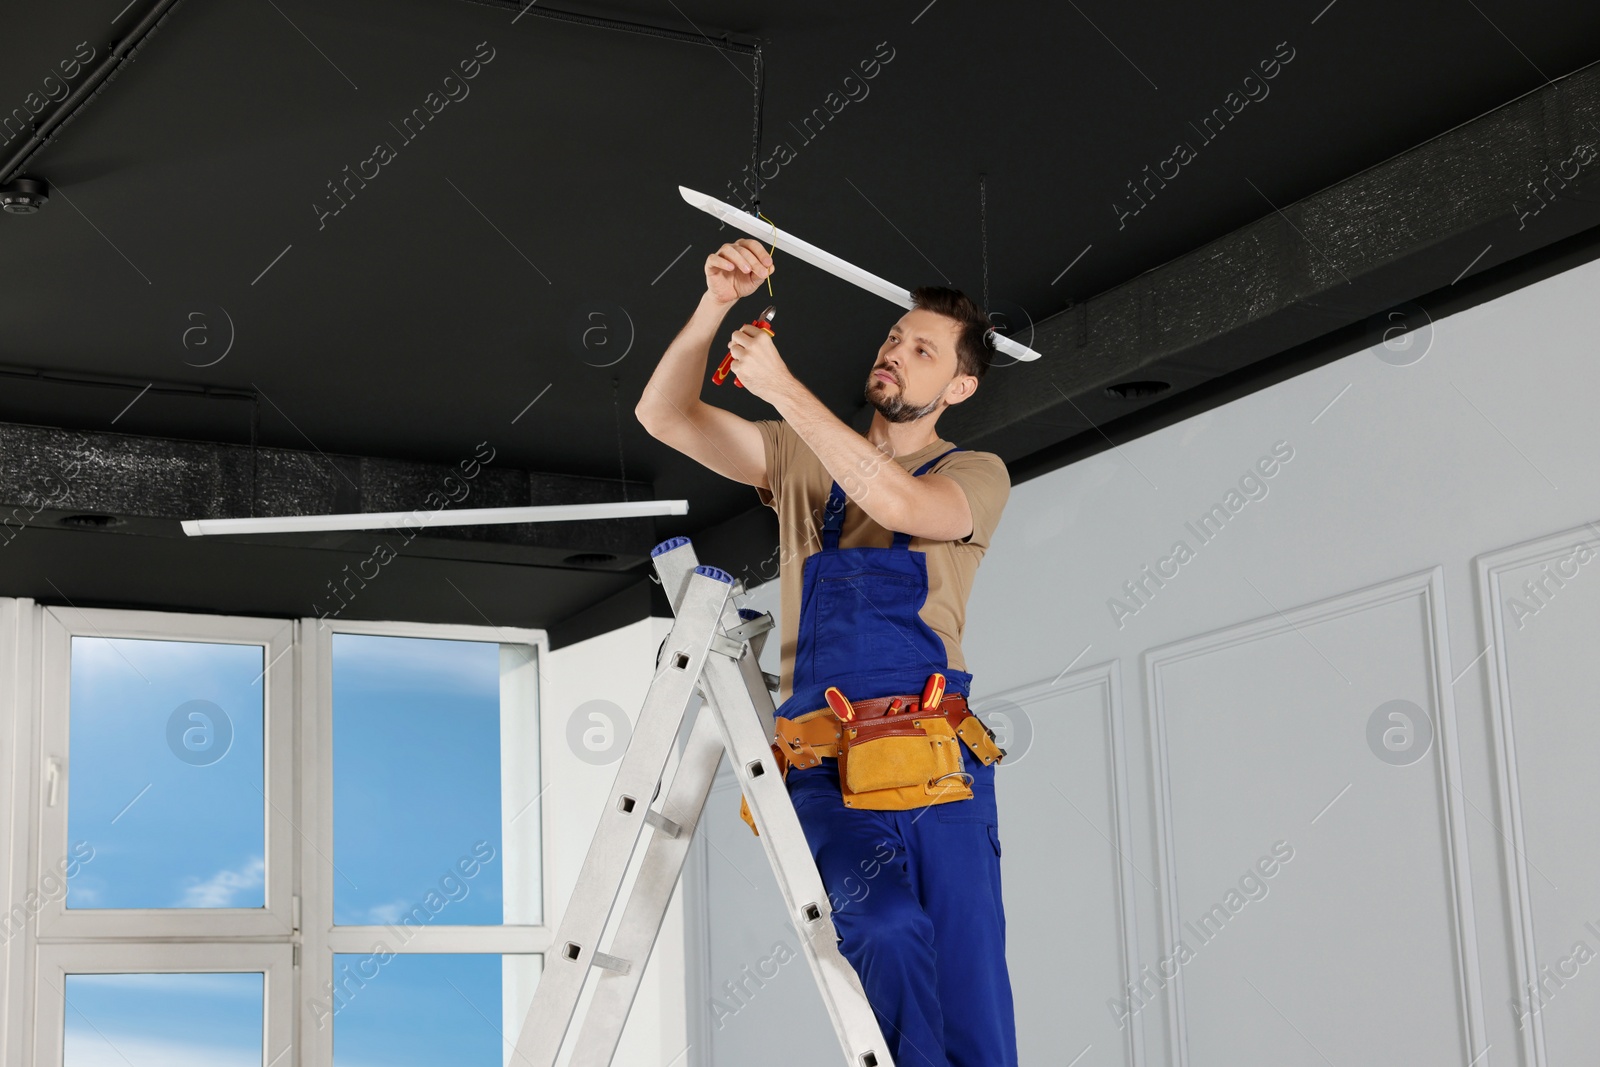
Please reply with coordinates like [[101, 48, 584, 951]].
[[634, 240, 775, 490]]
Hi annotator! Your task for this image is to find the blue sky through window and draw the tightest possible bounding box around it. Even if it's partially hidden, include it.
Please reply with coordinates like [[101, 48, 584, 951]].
[[331, 954, 528, 1065], [67, 637, 266, 910], [59, 633, 528, 1063], [63, 972, 263, 1067], [332, 633, 505, 926]]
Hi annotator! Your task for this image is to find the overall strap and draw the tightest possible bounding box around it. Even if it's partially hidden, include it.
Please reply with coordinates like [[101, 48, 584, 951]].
[[890, 447, 963, 548], [912, 446, 963, 477], [820, 479, 849, 550], [821, 446, 965, 550]]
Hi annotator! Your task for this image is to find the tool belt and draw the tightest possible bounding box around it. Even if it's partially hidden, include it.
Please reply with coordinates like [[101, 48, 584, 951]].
[[739, 690, 1006, 834]]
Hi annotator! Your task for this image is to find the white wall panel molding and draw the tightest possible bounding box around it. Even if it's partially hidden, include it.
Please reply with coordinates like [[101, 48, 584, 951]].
[[1475, 516, 1600, 1067], [977, 660, 1145, 1067], [1143, 567, 1486, 1067]]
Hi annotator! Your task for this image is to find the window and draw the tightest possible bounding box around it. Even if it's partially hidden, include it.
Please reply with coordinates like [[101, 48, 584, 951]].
[[329, 633, 539, 927], [65, 972, 263, 1061], [66, 637, 267, 912], [6, 603, 551, 1067], [36, 943, 292, 1067], [306, 620, 546, 1065], [37, 609, 294, 940]]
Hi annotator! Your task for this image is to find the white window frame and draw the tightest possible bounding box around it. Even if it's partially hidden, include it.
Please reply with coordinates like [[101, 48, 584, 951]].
[[34, 941, 294, 1067], [1, 597, 30, 1067], [296, 617, 553, 1067], [4, 601, 560, 1066], [35, 606, 296, 940]]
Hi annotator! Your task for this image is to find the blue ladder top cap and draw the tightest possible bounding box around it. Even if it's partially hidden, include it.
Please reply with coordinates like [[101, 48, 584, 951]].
[[738, 608, 762, 620], [694, 565, 733, 584], [651, 535, 691, 557]]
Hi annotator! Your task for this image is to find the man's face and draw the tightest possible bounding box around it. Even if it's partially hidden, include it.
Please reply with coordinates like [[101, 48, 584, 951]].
[[865, 309, 971, 424]]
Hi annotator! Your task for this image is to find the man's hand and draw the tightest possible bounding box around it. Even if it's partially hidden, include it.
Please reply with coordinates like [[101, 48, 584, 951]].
[[705, 238, 775, 305], [726, 321, 796, 404]]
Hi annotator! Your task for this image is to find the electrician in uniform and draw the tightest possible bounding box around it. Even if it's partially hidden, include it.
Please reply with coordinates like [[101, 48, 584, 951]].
[[635, 238, 1017, 1067]]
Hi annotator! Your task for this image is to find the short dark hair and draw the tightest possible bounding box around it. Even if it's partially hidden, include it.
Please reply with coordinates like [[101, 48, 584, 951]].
[[909, 285, 994, 382]]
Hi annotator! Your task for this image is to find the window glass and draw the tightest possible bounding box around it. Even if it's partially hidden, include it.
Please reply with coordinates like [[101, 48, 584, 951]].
[[330, 953, 540, 1064], [63, 971, 263, 1066], [334, 635, 539, 926], [67, 637, 266, 910]]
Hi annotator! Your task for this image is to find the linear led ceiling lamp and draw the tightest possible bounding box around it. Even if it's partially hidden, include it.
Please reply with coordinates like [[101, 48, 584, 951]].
[[180, 499, 688, 537], [678, 185, 1043, 364]]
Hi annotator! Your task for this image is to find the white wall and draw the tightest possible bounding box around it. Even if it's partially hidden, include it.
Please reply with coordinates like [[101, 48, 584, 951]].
[[692, 254, 1600, 1067], [542, 614, 688, 1067]]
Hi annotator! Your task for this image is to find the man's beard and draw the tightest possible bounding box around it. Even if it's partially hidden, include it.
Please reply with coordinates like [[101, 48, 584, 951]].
[[865, 372, 944, 423]]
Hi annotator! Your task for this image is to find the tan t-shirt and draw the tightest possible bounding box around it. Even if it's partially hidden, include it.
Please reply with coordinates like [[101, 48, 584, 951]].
[[752, 419, 1011, 708]]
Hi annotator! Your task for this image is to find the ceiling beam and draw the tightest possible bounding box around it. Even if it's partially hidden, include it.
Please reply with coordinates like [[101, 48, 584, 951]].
[[0, 419, 659, 569], [945, 60, 1600, 476]]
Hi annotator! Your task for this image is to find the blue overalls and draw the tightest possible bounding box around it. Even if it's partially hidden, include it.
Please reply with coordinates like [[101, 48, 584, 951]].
[[775, 447, 1019, 1067]]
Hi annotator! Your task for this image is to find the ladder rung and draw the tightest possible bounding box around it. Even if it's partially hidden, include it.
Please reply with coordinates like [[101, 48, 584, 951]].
[[727, 613, 774, 641], [588, 949, 632, 975], [708, 632, 745, 659], [643, 807, 682, 838]]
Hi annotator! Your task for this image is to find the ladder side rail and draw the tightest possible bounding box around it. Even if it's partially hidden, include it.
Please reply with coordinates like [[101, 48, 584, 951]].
[[566, 542, 781, 1065], [565, 706, 727, 1067], [507, 566, 734, 1067], [562, 537, 743, 1064], [662, 536, 892, 1067], [699, 649, 895, 1067]]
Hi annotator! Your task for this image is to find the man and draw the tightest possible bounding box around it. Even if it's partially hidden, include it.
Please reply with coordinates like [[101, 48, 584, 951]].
[[635, 238, 1016, 1067]]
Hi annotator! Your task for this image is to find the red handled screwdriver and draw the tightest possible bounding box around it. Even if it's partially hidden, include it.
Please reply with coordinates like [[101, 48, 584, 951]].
[[824, 685, 855, 723]]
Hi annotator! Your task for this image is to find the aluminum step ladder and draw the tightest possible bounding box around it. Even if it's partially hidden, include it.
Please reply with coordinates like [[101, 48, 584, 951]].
[[507, 534, 893, 1067]]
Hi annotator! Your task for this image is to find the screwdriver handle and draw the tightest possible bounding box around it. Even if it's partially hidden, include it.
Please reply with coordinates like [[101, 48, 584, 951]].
[[824, 685, 855, 722]]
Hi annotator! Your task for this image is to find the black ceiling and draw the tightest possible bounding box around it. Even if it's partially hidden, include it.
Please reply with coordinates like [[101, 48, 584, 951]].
[[4, 0, 1599, 643]]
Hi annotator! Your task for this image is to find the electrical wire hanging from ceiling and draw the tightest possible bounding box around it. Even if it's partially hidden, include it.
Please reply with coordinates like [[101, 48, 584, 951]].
[[750, 45, 766, 221], [980, 173, 990, 316]]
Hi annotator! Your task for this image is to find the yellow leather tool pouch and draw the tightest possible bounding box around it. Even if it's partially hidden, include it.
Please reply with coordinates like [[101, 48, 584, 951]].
[[838, 715, 972, 811], [956, 712, 1006, 765], [739, 736, 795, 837], [741, 717, 828, 836]]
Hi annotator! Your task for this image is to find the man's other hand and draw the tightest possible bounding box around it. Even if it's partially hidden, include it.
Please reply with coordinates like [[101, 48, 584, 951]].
[[705, 238, 774, 305]]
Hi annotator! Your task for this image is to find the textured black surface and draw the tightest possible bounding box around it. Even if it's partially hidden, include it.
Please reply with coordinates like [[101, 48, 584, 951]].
[[946, 78, 1600, 459], [3, 0, 1599, 640], [0, 419, 661, 642]]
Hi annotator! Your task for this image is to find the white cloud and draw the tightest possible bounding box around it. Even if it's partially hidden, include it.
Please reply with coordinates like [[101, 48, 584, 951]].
[[177, 856, 265, 908], [362, 897, 415, 925]]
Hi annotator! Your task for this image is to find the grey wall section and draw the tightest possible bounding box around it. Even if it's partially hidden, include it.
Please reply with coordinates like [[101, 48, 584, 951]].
[[690, 233, 1600, 1065]]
